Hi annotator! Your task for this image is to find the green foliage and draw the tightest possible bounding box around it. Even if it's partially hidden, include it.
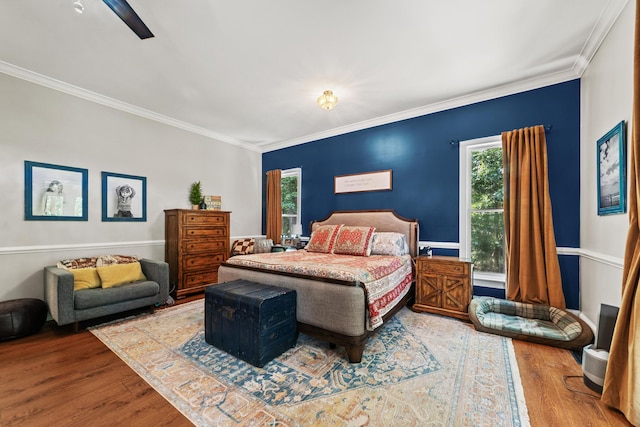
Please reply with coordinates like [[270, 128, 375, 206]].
[[189, 181, 203, 205], [471, 212, 505, 273], [281, 177, 298, 215], [470, 148, 505, 273], [471, 147, 503, 210], [281, 176, 298, 236]]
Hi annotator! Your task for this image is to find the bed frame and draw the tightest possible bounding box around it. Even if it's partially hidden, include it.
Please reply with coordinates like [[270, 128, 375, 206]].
[[218, 209, 419, 362]]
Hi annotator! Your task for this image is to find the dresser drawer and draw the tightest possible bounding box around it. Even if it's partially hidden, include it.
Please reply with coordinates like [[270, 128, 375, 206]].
[[183, 240, 227, 254], [183, 226, 227, 239], [417, 259, 470, 275], [182, 213, 228, 226], [183, 253, 226, 271], [183, 270, 219, 288]]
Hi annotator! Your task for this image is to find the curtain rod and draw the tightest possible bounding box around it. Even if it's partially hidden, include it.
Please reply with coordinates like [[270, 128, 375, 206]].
[[449, 124, 552, 146]]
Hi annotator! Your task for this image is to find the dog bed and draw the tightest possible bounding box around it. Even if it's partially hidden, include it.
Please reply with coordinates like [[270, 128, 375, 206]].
[[468, 297, 593, 350]]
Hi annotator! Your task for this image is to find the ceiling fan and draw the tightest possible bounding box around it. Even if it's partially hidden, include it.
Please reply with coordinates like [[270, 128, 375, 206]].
[[102, 0, 154, 39]]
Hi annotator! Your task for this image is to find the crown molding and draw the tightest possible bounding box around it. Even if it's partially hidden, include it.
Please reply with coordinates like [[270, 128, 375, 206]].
[[260, 68, 580, 153], [573, 0, 630, 76], [0, 60, 262, 153]]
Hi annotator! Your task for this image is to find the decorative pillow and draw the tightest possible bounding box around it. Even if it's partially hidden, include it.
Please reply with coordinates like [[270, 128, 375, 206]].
[[97, 262, 146, 289], [254, 238, 274, 254], [333, 226, 376, 256], [57, 257, 99, 270], [370, 232, 409, 256], [306, 224, 343, 253], [96, 254, 140, 267], [70, 268, 101, 290], [231, 238, 255, 256]]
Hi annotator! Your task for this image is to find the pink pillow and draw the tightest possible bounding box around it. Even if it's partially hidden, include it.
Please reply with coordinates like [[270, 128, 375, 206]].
[[306, 224, 343, 253], [333, 226, 376, 256]]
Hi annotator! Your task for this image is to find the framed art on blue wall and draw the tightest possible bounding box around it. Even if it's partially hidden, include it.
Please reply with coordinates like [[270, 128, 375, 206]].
[[24, 161, 88, 221], [335, 170, 392, 194], [101, 171, 147, 222], [597, 120, 626, 216]]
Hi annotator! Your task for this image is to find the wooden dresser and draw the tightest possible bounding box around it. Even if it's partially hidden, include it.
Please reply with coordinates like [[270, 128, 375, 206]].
[[412, 255, 473, 321], [164, 209, 230, 299]]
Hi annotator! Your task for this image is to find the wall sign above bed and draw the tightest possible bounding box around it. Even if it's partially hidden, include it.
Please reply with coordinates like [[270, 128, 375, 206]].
[[334, 170, 392, 194]]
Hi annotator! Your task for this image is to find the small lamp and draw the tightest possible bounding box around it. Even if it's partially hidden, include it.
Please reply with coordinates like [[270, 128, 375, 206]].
[[317, 90, 338, 110], [291, 224, 303, 238]]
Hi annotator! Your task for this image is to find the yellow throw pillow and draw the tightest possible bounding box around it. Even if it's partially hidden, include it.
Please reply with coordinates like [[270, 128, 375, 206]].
[[71, 268, 101, 290], [97, 262, 146, 289]]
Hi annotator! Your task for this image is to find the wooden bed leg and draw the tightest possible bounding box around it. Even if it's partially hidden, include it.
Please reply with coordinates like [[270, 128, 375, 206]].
[[150, 305, 156, 314], [345, 344, 364, 363], [72, 322, 79, 334]]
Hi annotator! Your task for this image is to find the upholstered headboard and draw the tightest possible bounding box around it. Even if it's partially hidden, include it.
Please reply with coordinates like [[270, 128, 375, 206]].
[[310, 210, 419, 257]]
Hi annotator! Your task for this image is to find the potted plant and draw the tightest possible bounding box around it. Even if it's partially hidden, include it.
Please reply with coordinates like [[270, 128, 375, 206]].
[[189, 181, 203, 209]]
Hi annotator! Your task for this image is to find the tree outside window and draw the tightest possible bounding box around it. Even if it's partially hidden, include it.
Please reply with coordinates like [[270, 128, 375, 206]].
[[281, 168, 301, 237], [460, 135, 505, 289], [470, 147, 505, 274]]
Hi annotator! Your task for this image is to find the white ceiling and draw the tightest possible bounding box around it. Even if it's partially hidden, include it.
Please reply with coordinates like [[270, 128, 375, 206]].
[[0, 0, 629, 152]]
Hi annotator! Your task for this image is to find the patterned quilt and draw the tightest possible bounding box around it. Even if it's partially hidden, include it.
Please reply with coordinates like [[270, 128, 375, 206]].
[[225, 251, 413, 330]]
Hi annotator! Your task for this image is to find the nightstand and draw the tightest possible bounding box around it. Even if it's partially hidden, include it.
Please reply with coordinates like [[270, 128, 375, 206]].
[[412, 256, 473, 321]]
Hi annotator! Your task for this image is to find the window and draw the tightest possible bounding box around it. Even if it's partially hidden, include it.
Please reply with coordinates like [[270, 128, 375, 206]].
[[459, 136, 505, 288], [281, 168, 301, 237]]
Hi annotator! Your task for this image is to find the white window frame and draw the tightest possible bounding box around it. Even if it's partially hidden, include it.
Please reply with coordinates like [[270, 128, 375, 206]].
[[281, 167, 302, 233], [459, 135, 505, 289]]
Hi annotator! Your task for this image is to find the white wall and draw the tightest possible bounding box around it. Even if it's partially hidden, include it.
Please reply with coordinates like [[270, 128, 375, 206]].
[[0, 73, 262, 301], [580, 0, 634, 324]]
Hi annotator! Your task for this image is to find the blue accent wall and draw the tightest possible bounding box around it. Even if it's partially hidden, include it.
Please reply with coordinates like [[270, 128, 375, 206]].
[[263, 80, 581, 308]]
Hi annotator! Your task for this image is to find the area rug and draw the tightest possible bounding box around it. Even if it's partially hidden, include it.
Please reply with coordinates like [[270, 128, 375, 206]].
[[90, 301, 530, 426]]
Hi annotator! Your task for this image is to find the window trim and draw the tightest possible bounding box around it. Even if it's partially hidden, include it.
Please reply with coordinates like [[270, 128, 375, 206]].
[[281, 167, 302, 232], [459, 135, 505, 289]]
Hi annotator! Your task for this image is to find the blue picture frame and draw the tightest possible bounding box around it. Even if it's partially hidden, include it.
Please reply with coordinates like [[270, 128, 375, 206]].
[[24, 161, 88, 221], [597, 121, 626, 216], [101, 171, 147, 222]]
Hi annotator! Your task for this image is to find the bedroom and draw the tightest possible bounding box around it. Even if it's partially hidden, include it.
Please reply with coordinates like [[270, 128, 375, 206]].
[[0, 1, 635, 425]]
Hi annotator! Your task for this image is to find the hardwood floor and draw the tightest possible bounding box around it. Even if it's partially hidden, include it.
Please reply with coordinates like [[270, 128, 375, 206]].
[[513, 340, 631, 427], [0, 303, 633, 426]]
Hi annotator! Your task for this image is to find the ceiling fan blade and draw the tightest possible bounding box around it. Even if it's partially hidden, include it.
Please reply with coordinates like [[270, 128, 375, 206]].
[[102, 0, 154, 39]]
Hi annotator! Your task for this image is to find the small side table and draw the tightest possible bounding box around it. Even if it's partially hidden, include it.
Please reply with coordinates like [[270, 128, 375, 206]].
[[412, 256, 473, 321]]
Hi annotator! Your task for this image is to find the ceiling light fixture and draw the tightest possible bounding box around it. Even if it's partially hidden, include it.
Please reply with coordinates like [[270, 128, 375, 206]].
[[73, 0, 84, 14], [317, 90, 338, 110]]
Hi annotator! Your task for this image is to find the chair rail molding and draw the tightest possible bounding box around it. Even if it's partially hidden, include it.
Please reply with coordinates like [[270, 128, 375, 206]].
[[0, 240, 165, 255], [1, 241, 624, 270], [574, 248, 624, 269]]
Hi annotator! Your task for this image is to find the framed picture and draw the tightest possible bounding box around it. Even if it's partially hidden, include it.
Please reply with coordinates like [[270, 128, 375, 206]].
[[101, 172, 147, 222], [597, 121, 626, 216], [24, 161, 88, 221], [335, 170, 393, 194]]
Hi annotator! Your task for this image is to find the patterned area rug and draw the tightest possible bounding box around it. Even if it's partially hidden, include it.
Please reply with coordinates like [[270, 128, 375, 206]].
[[90, 301, 530, 426]]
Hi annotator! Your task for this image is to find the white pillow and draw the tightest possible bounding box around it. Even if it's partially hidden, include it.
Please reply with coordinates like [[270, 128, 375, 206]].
[[370, 232, 408, 256]]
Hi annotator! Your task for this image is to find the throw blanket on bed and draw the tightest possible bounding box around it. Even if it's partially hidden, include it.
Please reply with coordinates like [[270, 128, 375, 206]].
[[225, 251, 413, 330]]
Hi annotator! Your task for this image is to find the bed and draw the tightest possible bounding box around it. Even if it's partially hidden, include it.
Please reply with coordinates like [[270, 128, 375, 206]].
[[217, 209, 419, 363]]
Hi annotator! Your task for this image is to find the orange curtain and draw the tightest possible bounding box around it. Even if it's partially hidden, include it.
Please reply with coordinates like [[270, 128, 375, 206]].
[[502, 125, 566, 309], [602, 2, 640, 423], [265, 169, 282, 244]]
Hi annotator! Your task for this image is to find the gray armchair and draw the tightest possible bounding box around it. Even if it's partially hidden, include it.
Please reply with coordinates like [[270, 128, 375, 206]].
[[44, 258, 170, 332]]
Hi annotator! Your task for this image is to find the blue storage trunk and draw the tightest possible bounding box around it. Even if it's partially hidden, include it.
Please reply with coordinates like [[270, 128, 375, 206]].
[[204, 280, 297, 367]]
